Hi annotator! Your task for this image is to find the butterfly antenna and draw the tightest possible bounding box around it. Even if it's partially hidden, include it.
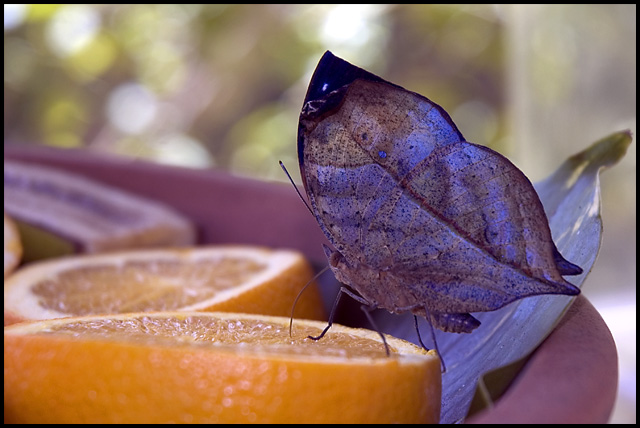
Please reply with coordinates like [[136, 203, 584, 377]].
[[279, 160, 314, 217], [289, 265, 330, 337]]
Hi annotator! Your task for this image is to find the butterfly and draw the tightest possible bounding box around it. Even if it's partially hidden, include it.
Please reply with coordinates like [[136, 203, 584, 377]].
[[296, 51, 581, 352]]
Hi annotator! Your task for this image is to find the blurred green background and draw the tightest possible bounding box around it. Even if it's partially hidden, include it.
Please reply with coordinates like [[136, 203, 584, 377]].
[[4, 4, 636, 423]]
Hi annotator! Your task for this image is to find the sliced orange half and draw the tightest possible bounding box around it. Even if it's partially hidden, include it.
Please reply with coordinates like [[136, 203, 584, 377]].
[[4, 213, 22, 278], [4, 246, 325, 325], [4, 312, 441, 423]]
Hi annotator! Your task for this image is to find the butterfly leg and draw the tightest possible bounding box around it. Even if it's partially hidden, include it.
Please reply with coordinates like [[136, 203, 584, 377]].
[[421, 306, 447, 372], [308, 286, 390, 355], [307, 285, 354, 341], [414, 315, 429, 350], [331, 287, 389, 355], [359, 304, 390, 356]]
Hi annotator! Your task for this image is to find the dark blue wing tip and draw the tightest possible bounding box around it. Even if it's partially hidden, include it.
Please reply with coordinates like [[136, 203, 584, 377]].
[[302, 51, 388, 106]]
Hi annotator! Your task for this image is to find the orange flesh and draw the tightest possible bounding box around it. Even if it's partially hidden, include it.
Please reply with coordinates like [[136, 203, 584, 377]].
[[30, 315, 392, 358], [31, 258, 266, 314]]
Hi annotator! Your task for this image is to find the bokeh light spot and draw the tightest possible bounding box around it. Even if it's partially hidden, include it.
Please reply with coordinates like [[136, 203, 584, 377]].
[[153, 133, 214, 168], [46, 4, 101, 57], [107, 83, 158, 135], [43, 98, 85, 148], [321, 4, 387, 47], [67, 33, 117, 81]]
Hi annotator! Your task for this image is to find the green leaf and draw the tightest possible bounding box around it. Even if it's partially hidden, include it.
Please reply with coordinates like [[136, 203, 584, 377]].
[[376, 130, 632, 423]]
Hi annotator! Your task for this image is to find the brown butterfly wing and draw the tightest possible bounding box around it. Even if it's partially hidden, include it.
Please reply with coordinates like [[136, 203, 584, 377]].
[[298, 55, 580, 331]]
